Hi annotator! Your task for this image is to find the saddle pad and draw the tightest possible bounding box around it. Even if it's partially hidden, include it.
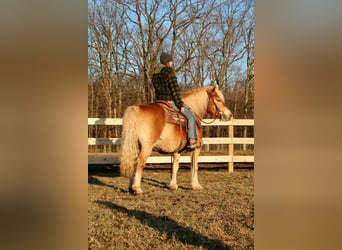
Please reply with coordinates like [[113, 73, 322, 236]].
[[155, 100, 187, 126]]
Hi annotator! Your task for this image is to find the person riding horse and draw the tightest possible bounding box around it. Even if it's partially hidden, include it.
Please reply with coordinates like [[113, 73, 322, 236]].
[[120, 83, 232, 194], [152, 52, 199, 149]]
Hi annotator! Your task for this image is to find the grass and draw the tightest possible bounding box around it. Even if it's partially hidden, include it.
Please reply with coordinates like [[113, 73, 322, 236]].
[[88, 166, 254, 249]]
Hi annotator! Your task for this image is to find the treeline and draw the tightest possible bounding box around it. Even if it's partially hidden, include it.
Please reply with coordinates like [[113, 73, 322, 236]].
[[88, 0, 254, 152]]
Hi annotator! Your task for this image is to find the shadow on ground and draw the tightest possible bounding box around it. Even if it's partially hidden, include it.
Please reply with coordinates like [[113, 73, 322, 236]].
[[88, 174, 128, 193], [97, 200, 230, 250], [141, 177, 192, 191]]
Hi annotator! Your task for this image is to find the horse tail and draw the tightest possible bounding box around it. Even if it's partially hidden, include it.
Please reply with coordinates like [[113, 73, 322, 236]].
[[120, 106, 139, 178]]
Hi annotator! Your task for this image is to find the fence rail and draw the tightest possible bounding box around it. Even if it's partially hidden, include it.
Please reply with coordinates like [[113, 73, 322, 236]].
[[88, 118, 254, 172]]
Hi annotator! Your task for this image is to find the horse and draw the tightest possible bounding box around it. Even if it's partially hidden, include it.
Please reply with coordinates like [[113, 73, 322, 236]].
[[120, 84, 233, 194]]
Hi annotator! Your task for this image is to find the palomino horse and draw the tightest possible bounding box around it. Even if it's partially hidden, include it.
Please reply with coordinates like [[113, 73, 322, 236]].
[[120, 84, 233, 194]]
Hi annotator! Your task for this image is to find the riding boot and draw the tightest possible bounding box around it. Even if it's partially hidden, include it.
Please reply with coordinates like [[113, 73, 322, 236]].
[[188, 138, 197, 149]]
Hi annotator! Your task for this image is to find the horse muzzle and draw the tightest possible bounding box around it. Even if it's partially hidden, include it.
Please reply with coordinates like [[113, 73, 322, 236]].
[[221, 110, 233, 121]]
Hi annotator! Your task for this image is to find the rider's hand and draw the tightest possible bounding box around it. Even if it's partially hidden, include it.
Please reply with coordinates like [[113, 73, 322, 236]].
[[180, 107, 184, 113]]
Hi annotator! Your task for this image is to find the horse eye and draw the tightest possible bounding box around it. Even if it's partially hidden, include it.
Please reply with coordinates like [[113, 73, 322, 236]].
[[216, 99, 221, 102]]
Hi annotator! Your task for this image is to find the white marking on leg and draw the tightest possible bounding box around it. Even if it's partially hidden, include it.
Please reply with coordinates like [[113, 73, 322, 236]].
[[169, 153, 180, 190]]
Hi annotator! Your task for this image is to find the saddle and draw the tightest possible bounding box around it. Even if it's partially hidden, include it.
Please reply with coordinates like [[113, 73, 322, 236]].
[[155, 100, 187, 127], [154, 100, 201, 129]]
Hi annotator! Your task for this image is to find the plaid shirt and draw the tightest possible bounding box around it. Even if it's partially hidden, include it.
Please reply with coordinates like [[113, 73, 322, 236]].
[[152, 65, 184, 109]]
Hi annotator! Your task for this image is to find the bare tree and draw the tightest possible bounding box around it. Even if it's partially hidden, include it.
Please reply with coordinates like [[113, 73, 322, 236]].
[[89, 0, 113, 118], [242, 4, 254, 150], [89, 0, 130, 151], [119, 0, 217, 101], [207, 0, 253, 90], [176, 0, 217, 87], [119, 0, 169, 103]]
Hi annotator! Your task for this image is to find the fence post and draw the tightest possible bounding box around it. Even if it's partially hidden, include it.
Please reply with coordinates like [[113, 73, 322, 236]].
[[228, 122, 234, 172]]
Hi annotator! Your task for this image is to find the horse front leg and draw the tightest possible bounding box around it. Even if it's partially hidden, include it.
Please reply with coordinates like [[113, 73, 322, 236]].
[[169, 152, 180, 190], [130, 146, 152, 195], [191, 147, 203, 190]]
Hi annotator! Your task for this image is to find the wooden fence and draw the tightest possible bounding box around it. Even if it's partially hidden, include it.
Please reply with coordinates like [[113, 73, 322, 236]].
[[88, 118, 254, 172]]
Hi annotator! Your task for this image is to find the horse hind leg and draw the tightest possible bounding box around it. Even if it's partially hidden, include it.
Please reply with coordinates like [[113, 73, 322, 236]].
[[169, 152, 180, 190], [130, 145, 152, 195]]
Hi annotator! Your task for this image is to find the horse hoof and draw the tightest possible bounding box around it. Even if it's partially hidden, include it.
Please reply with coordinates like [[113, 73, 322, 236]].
[[192, 185, 203, 190], [169, 183, 178, 190], [132, 187, 143, 195]]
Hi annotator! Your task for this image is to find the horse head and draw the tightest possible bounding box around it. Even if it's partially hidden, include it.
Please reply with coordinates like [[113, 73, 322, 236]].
[[207, 84, 233, 121]]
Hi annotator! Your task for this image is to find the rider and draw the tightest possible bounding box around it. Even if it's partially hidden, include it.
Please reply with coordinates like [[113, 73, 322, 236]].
[[152, 52, 198, 149]]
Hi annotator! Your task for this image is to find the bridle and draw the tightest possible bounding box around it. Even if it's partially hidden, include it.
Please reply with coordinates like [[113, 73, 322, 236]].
[[198, 90, 223, 125], [207, 90, 224, 118]]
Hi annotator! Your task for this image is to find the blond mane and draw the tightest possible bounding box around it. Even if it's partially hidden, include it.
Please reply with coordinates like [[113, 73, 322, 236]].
[[181, 87, 211, 118]]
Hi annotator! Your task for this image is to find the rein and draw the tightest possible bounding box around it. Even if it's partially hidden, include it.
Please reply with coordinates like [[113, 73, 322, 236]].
[[201, 117, 217, 124]]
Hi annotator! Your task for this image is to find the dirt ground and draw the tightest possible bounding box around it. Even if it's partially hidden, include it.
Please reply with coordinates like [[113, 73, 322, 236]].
[[88, 165, 254, 249]]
